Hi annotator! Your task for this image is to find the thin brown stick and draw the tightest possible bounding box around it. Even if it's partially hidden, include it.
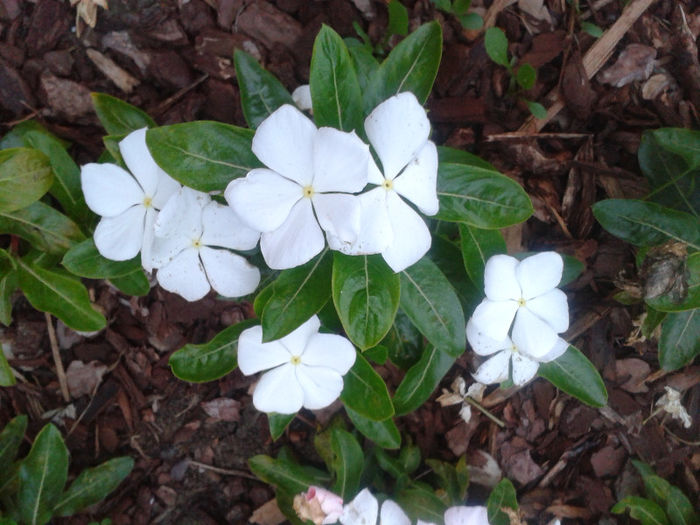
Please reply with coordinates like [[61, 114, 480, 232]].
[[188, 460, 259, 480], [45, 313, 70, 402]]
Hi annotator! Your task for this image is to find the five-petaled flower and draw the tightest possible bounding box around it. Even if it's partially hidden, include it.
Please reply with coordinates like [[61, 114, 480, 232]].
[[224, 104, 370, 270], [80, 128, 180, 271], [339, 488, 410, 525], [237, 315, 356, 414], [418, 505, 490, 525], [151, 187, 261, 302]]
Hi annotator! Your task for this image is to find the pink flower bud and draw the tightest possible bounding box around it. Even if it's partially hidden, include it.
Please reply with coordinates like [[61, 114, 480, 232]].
[[293, 486, 344, 525]]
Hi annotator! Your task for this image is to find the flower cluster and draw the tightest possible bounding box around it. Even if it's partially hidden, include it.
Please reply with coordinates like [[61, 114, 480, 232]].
[[467, 252, 570, 386]]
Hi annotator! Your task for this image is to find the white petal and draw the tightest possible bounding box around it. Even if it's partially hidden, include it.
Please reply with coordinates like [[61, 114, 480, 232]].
[[252, 104, 316, 186], [278, 315, 321, 355], [260, 199, 324, 269], [444, 506, 490, 525], [200, 246, 260, 298], [516, 251, 563, 299], [313, 193, 361, 246], [200, 201, 260, 250], [392, 141, 439, 215], [237, 325, 291, 375], [296, 365, 344, 410], [381, 191, 431, 272], [292, 84, 312, 111], [302, 333, 356, 374], [155, 248, 209, 301], [312, 128, 369, 193], [253, 364, 304, 414], [511, 353, 539, 386], [380, 500, 411, 525], [81, 163, 143, 217], [525, 289, 569, 333], [340, 489, 378, 525], [153, 187, 205, 240], [472, 350, 511, 385], [93, 206, 144, 261], [224, 169, 302, 232], [152, 172, 181, 210], [119, 128, 161, 196], [466, 318, 512, 356], [140, 207, 157, 272], [483, 254, 521, 300], [328, 187, 391, 255], [538, 337, 569, 362], [364, 92, 430, 180], [367, 158, 385, 185], [469, 299, 518, 342], [511, 307, 558, 358], [151, 232, 190, 269]]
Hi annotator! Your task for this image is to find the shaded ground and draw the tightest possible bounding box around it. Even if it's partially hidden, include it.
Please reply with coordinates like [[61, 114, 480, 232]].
[[0, 0, 699, 523]]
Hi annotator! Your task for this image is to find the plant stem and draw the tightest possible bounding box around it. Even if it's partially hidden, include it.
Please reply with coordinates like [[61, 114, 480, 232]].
[[464, 397, 505, 427]]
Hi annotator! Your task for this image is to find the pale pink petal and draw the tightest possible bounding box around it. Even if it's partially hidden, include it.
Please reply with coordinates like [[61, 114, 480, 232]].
[[392, 141, 439, 215], [511, 353, 539, 386], [295, 365, 344, 410], [156, 247, 210, 301], [199, 246, 260, 298], [380, 500, 411, 525], [253, 364, 304, 414], [340, 489, 378, 525], [525, 289, 569, 333], [512, 307, 559, 358], [466, 318, 511, 356], [153, 187, 205, 240], [444, 506, 490, 525], [237, 325, 292, 375], [472, 350, 511, 385], [516, 251, 563, 299], [200, 201, 260, 250], [538, 337, 569, 362], [151, 235, 190, 269], [93, 206, 144, 261], [382, 191, 431, 272], [328, 187, 391, 255], [483, 254, 521, 300], [140, 206, 157, 272], [470, 299, 518, 342], [81, 163, 143, 217], [312, 193, 361, 246], [364, 92, 430, 180], [312, 128, 369, 193], [224, 169, 302, 232], [302, 333, 356, 374], [119, 128, 161, 196], [278, 315, 321, 356], [260, 199, 324, 269], [252, 104, 316, 186]]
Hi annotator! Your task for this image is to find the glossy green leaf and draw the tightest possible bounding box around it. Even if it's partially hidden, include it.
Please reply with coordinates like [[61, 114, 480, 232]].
[[0, 268, 17, 328], [0, 148, 53, 213], [425, 458, 468, 504], [484, 27, 510, 68], [17, 257, 105, 332], [54, 457, 133, 517], [381, 310, 424, 369], [234, 49, 295, 129], [393, 344, 455, 415], [487, 478, 519, 525], [261, 250, 332, 342], [437, 146, 496, 170], [459, 224, 506, 288], [248, 453, 330, 495], [538, 345, 607, 407], [592, 199, 700, 250], [645, 252, 700, 312], [0, 416, 27, 473], [429, 234, 482, 314], [268, 413, 295, 441], [436, 163, 533, 228], [526, 100, 548, 119], [18, 424, 69, 525], [62, 239, 141, 279], [345, 406, 400, 449], [642, 307, 667, 339], [91, 93, 156, 135], [169, 319, 257, 382], [612, 497, 670, 525], [387, 0, 409, 36], [109, 269, 150, 296], [329, 428, 363, 499], [341, 352, 394, 421], [332, 253, 400, 350], [274, 488, 306, 525], [396, 486, 446, 523], [346, 41, 380, 94], [516, 63, 537, 90], [146, 122, 259, 192], [659, 310, 699, 371], [0, 201, 84, 255], [399, 257, 465, 357], [0, 120, 69, 150]]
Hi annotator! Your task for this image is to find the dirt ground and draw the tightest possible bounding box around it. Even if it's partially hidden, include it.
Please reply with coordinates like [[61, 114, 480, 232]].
[[0, 0, 698, 523]]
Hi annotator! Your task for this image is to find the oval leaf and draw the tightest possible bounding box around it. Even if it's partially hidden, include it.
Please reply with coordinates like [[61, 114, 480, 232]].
[[62, 239, 141, 279], [268, 413, 295, 441], [340, 352, 394, 421], [0, 415, 27, 473], [393, 344, 455, 415], [611, 497, 670, 525], [659, 310, 699, 371], [487, 478, 519, 525], [0, 148, 53, 213], [248, 454, 330, 495], [484, 27, 510, 67], [109, 269, 150, 296], [459, 224, 506, 288], [91, 93, 156, 135], [538, 345, 608, 407], [330, 428, 363, 499], [345, 406, 400, 449]]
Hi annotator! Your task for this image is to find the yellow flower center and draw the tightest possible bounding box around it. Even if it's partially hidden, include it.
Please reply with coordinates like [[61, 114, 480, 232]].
[[382, 179, 393, 190], [143, 196, 153, 208], [290, 355, 302, 366], [191, 238, 202, 249], [302, 185, 314, 198], [517, 297, 527, 307]]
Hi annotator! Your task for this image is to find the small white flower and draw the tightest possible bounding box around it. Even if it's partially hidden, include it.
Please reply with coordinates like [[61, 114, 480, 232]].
[[292, 84, 313, 112], [436, 377, 487, 424], [237, 315, 356, 414], [339, 488, 410, 525], [81, 128, 180, 271], [150, 187, 261, 302], [224, 104, 369, 269], [293, 486, 344, 525], [329, 92, 439, 272], [470, 252, 569, 358], [417, 505, 490, 525], [655, 386, 692, 428]]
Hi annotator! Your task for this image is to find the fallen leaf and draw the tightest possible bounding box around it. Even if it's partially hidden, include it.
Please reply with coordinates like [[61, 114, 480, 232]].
[[597, 43, 656, 87], [200, 398, 241, 422], [66, 359, 108, 398]]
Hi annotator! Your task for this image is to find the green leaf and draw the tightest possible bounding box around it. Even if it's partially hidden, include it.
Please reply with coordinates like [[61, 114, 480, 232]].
[[0, 148, 53, 213], [146, 122, 259, 192], [399, 257, 465, 357], [430, 0, 452, 11], [387, 0, 409, 36], [526, 100, 548, 119], [484, 27, 510, 68], [395, 486, 446, 522], [592, 200, 700, 250], [109, 269, 150, 296], [0, 346, 13, 386], [381, 310, 424, 369], [425, 458, 468, 504], [0, 201, 84, 255], [437, 145, 495, 169], [436, 163, 533, 228], [91, 93, 156, 135], [248, 453, 330, 495], [581, 21, 604, 38], [345, 406, 400, 449], [459, 224, 506, 288], [1, 120, 68, 150], [393, 344, 455, 416], [329, 428, 363, 499], [487, 478, 519, 525], [268, 413, 295, 441], [538, 345, 608, 407], [643, 307, 667, 339], [18, 424, 69, 525], [261, 250, 333, 342], [234, 49, 295, 129], [0, 269, 17, 328], [429, 234, 482, 314], [54, 457, 133, 517], [665, 485, 698, 525], [62, 239, 141, 279], [459, 12, 483, 30], [169, 319, 258, 382], [310, 25, 363, 132], [611, 497, 670, 525], [341, 352, 394, 420], [332, 253, 400, 350], [0, 416, 27, 473], [515, 63, 537, 90], [645, 251, 700, 312], [659, 310, 699, 371], [346, 41, 380, 94], [16, 257, 106, 332]]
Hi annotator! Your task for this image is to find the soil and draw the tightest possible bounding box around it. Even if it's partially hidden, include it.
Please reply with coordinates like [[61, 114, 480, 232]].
[[0, 0, 698, 524]]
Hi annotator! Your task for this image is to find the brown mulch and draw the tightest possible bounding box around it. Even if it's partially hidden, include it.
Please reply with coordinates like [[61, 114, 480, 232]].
[[1, 0, 699, 523]]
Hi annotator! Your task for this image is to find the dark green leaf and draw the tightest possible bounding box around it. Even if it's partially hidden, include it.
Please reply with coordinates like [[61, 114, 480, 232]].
[[611, 497, 670, 525], [0, 416, 27, 473], [437, 146, 495, 170], [659, 310, 699, 371], [458, 12, 483, 30], [538, 345, 608, 407], [91, 93, 156, 135], [62, 239, 140, 279], [346, 41, 380, 94], [268, 413, 295, 441], [330, 428, 363, 499], [345, 406, 400, 449], [393, 344, 455, 415], [0, 120, 69, 150], [381, 310, 424, 369], [0, 148, 53, 213], [428, 234, 482, 314], [487, 478, 519, 525], [642, 307, 667, 339], [248, 453, 330, 495], [484, 27, 510, 68], [453, 0, 472, 15], [459, 224, 505, 288], [0, 268, 17, 328], [515, 63, 537, 90], [387, 0, 409, 36], [395, 487, 446, 523], [341, 352, 394, 421], [665, 485, 698, 525], [430, 0, 452, 11], [0, 344, 13, 386], [425, 458, 468, 504], [109, 269, 150, 296]]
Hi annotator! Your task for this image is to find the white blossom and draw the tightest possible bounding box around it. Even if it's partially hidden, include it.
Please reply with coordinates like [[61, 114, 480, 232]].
[[339, 488, 410, 525], [294, 486, 344, 525], [417, 505, 490, 525], [655, 386, 692, 428], [292, 84, 313, 112]]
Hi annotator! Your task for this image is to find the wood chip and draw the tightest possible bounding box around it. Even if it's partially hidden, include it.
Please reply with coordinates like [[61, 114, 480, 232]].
[[86, 48, 140, 93]]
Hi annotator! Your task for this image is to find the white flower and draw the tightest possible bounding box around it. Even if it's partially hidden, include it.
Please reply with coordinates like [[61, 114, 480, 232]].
[[417, 505, 490, 525], [81, 128, 180, 271], [237, 315, 356, 414], [470, 252, 569, 357], [467, 319, 568, 386], [292, 84, 313, 112], [329, 92, 439, 272], [339, 488, 410, 525], [294, 486, 344, 525], [224, 104, 369, 269], [150, 187, 260, 302], [436, 377, 487, 424], [655, 386, 692, 428]]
